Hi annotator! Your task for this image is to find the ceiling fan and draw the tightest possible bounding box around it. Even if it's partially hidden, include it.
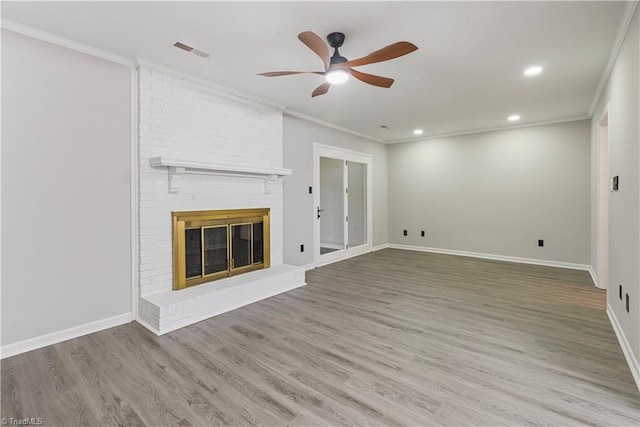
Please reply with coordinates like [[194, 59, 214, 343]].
[[258, 31, 418, 97]]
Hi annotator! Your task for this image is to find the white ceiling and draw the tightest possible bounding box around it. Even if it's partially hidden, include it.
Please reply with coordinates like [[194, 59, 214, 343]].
[[1, 1, 630, 142]]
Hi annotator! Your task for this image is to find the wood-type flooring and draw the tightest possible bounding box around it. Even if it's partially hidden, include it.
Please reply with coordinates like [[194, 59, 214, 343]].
[[2, 249, 639, 426]]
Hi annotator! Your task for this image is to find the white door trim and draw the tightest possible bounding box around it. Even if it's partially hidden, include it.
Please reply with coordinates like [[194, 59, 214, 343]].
[[313, 143, 373, 268], [130, 67, 140, 319], [595, 104, 610, 289]]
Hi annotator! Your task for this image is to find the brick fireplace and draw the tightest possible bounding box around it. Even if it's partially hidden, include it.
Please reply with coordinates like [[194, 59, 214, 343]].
[[136, 63, 305, 334]]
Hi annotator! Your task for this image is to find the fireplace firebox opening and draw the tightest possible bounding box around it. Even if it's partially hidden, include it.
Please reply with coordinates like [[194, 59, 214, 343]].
[[172, 208, 270, 290]]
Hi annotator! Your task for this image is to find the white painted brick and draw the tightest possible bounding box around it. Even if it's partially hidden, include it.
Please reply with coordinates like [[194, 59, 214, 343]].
[[141, 265, 305, 333], [138, 66, 284, 298]]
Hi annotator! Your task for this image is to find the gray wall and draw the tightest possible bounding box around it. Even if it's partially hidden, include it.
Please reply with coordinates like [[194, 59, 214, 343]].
[[1, 30, 132, 346], [591, 8, 639, 366], [283, 115, 388, 266], [388, 120, 591, 264]]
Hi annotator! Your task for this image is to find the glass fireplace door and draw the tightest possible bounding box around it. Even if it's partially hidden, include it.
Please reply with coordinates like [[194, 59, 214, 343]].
[[230, 223, 252, 270], [173, 208, 271, 290], [203, 226, 228, 276]]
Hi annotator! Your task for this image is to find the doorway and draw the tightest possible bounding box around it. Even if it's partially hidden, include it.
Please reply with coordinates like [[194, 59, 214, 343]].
[[314, 144, 372, 267], [596, 106, 609, 289]]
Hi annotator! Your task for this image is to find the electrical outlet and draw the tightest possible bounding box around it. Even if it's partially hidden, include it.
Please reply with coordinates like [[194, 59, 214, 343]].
[[612, 176, 619, 191], [538, 239, 544, 247], [403, 230, 408, 236], [421, 230, 425, 237], [300, 244, 304, 252], [626, 294, 629, 313], [619, 285, 623, 300]]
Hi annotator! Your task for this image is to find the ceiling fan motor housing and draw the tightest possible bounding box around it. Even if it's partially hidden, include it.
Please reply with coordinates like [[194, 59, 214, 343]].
[[327, 32, 348, 67], [327, 32, 345, 48]]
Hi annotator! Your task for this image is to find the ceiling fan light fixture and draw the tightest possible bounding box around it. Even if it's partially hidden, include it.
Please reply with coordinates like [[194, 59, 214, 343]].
[[524, 65, 543, 76], [259, 31, 418, 97], [325, 69, 349, 85]]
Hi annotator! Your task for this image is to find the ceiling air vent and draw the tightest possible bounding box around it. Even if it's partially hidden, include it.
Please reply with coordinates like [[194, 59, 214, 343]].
[[173, 41, 193, 52], [191, 49, 210, 59], [173, 41, 210, 59]]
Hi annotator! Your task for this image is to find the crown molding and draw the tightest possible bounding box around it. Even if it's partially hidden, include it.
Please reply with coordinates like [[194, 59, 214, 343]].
[[588, 1, 639, 116], [3, 12, 623, 147], [136, 59, 386, 143], [1, 19, 135, 68], [283, 109, 385, 143], [136, 58, 287, 111], [135, 59, 384, 143], [388, 115, 591, 144]]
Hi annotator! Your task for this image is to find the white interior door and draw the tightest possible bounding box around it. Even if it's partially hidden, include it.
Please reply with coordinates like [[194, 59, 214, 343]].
[[314, 144, 372, 267]]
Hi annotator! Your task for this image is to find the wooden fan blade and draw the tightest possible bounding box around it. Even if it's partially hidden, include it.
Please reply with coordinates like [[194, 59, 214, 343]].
[[258, 71, 324, 77], [311, 82, 331, 97], [342, 41, 418, 68], [349, 69, 394, 88], [298, 31, 330, 70]]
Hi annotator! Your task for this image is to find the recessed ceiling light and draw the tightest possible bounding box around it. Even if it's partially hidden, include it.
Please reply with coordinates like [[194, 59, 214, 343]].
[[414, 129, 424, 135], [508, 115, 521, 122], [524, 66, 543, 76]]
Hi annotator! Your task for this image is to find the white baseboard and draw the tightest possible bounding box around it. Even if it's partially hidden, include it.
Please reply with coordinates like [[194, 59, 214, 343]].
[[372, 243, 390, 252], [316, 244, 371, 268], [1, 312, 133, 359], [135, 315, 161, 336], [385, 243, 591, 271], [607, 304, 640, 391], [588, 267, 599, 288], [302, 262, 316, 271]]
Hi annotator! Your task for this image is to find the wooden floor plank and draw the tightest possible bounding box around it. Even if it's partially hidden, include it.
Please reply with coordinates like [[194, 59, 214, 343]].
[[2, 249, 638, 426]]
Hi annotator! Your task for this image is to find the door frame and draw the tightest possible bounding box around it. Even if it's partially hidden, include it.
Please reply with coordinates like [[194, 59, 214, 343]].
[[596, 104, 610, 289], [313, 143, 373, 267]]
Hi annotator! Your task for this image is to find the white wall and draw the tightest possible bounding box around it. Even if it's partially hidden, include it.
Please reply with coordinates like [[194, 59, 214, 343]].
[[591, 7, 639, 376], [137, 66, 284, 299], [388, 120, 591, 265], [283, 116, 388, 266], [1, 30, 132, 347]]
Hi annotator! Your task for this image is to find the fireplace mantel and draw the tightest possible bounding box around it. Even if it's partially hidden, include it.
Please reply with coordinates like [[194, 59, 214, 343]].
[[149, 156, 292, 194]]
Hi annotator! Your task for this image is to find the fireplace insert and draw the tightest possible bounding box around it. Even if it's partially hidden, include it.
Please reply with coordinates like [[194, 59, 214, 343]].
[[172, 208, 270, 290]]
